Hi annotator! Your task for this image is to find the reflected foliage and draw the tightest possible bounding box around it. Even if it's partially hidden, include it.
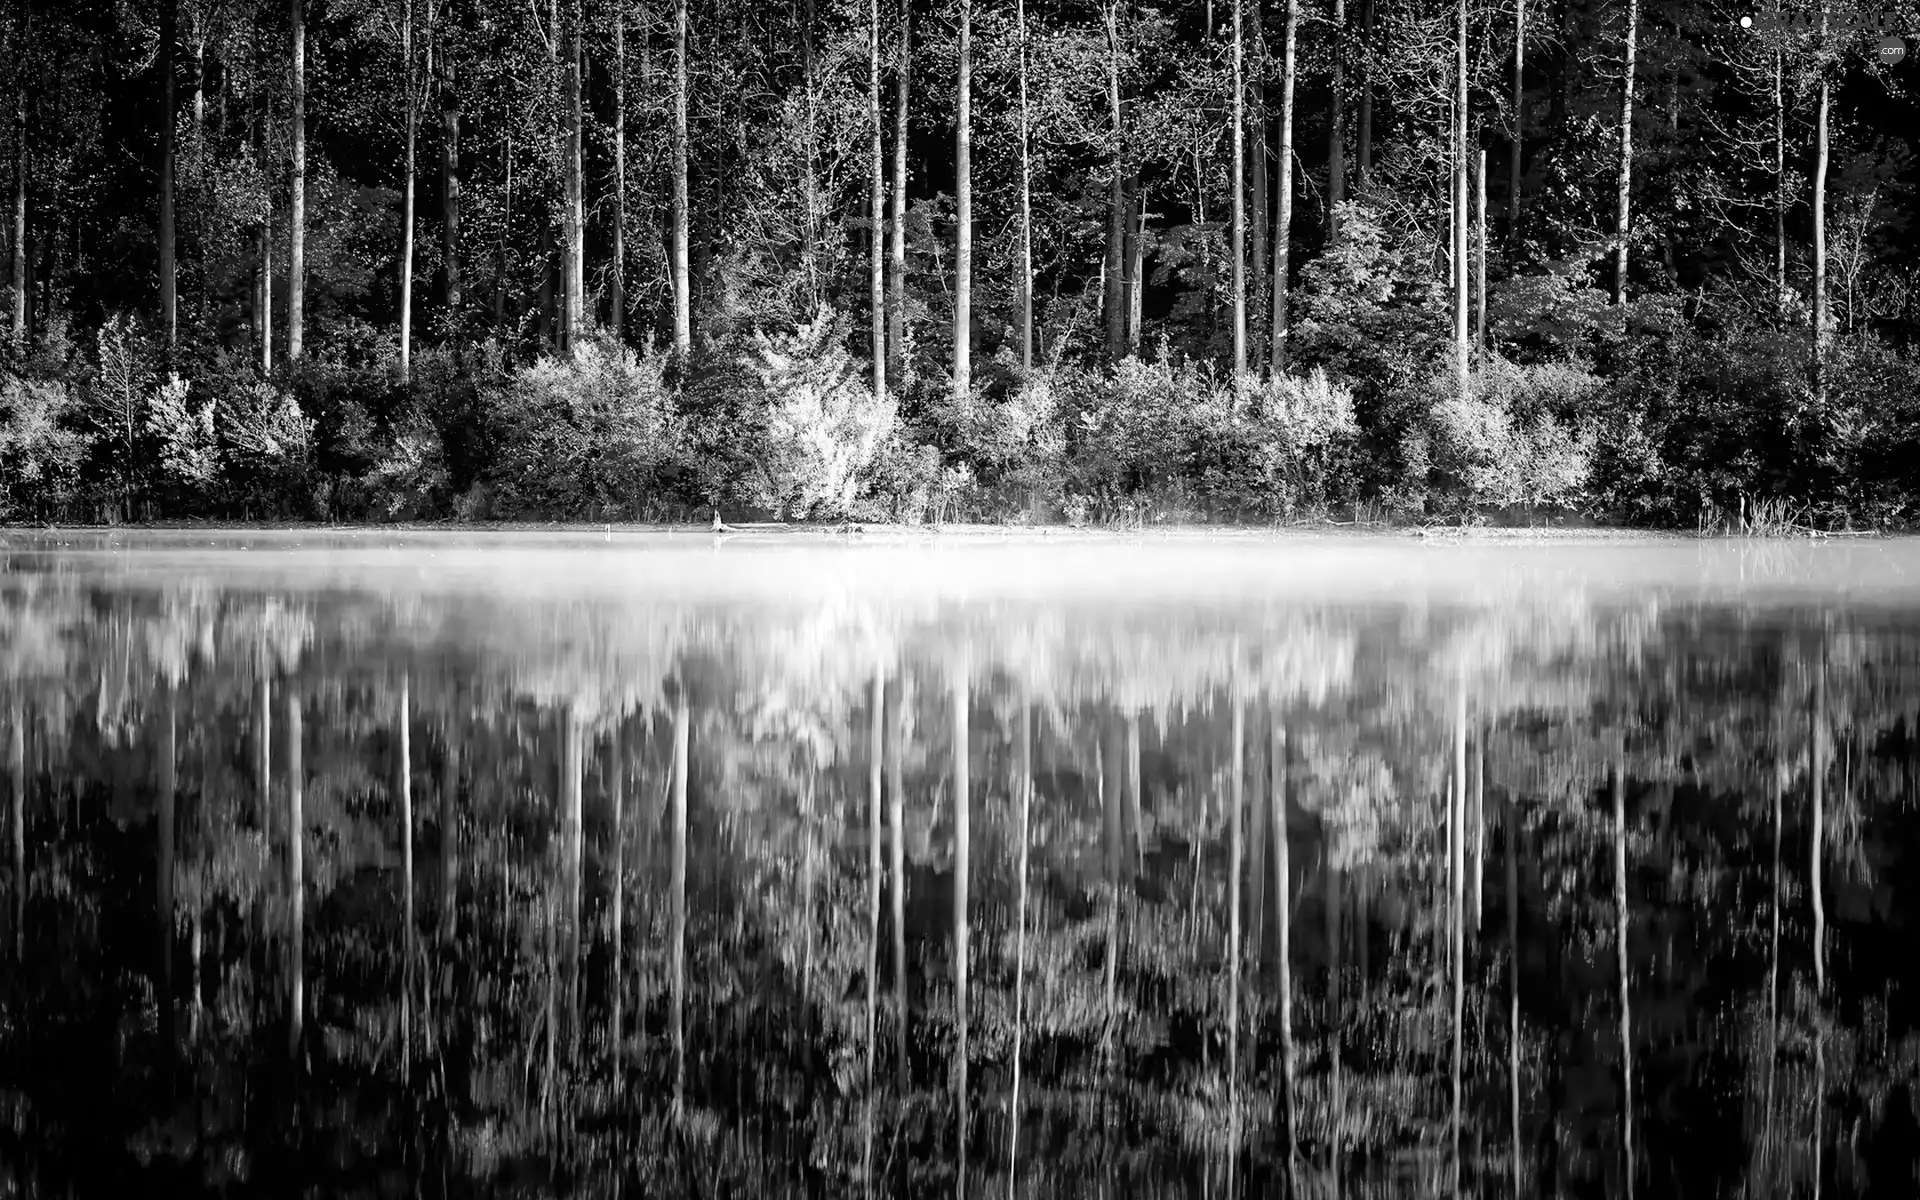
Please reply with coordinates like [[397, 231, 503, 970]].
[[3, 538, 1920, 1198]]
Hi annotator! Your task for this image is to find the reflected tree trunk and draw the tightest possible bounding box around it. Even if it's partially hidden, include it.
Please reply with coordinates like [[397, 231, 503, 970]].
[[1614, 765, 1634, 1200], [670, 688, 688, 1116], [1471, 722, 1484, 939], [159, 686, 178, 1053], [10, 701, 23, 961], [1326, 844, 1342, 1191], [1450, 688, 1465, 1199], [399, 678, 414, 1085], [609, 721, 624, 1089], [1229, 690, 1243, 1173], [1811, 657, 1827, 1194], [288, 690, 304, 1061], [888, 678, 908, 1098], [952, 659, 971, 1198], [865, 672, 883, 1184], [1507, 782, 1521, 1198], [1765, 742, 1782, 1170], [564, 705, 584, 1071], [1008, 697, 1032, 1197], [1272, 718, 1297, 1192], [1103, 720, 1121, 1071]]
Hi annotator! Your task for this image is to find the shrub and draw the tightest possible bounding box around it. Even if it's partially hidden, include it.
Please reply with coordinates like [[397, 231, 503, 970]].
[[1189, 369, 1361, 520], [220, 382, 318, 517], [1427, 359, 1597, 510], [738, 308, 894, 519], [0, 373, 92, 519], [484, 337, 680, 520]]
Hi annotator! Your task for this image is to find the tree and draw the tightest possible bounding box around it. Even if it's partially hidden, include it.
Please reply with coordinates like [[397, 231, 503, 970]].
[[160, 0, 178, 347], [1230, 0, 1245, 398], [1102, 2, 1127, 363], [1014, 0, 1033, 373], [1511, 0, 1525, 235], [671, 0, 691, 362], [954, 0, 972, 409], [1614, 0, 1639, 305], [869, 0, 886, 399], [1810, 0, 1831, 399], [888, 0, 909, 382], [562, 0, 585, 353], [436, 0, 461, 335], [289, 0, 307, 362], [1269, 0, 1298, 373], [611, 0, 627, 340], [7, 3, 23, 346], [1327, 0, 1345, 244], [399, 0, 418, 384]]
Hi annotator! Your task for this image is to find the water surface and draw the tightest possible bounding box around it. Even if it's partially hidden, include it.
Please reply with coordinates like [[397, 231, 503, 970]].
[[3, 530, 1918, 1198]]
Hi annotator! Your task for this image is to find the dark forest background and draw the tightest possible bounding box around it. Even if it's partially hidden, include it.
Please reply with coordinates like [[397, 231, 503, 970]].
[[0, 0, 1917, 526]]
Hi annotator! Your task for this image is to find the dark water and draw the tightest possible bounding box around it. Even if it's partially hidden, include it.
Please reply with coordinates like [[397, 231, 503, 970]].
[[4, 530, 1920, 1199]]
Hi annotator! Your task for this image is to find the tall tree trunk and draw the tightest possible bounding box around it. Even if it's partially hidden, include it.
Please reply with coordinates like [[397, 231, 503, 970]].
[[495, 135, 511, 335], [870, 0, 888, 399], [399, 0, 416, 384], [1356, 0, 1373, 191], [670, 688, 688, 1115], [158, 688, 178, 1051], [287, 690, 304, 1060], [1615, 766, 1635, 1200], [1772, 36, 1785, 315], [1230, 0, 1246, 396], [8, 703, 22, 960], [160, 0, 177, 346], [1475, 149, 1488, 368], [8, 8, 23, 347], [802, 0, 820, 302], [1511, 0, 1524, 235], [289, 0, 306, 361], [1327, 0, 1345, 243], [887, 677, 908, 1098], [563, 0, 585, 352], [1008, 697, 1032, 1194], [1612, 0, 1637, 305], [1103, 2, 1125, 362], [1453, 0, 1469, 397], [951, 658, 970, 1197], [398, 679, 413, 1084], [1450, 687, 1466, 1197], [864, 673, 883, 1184], [953, 0, 972, 410], [1269, 0, 1298, 374], [1248, 0, 1268, 374], [1229, 691, 1244, 1171], [888, 0, 909, 382], [1810, 1, 1830, 400], [1272, 718, 1297, 1189], [1015, 0, 1033, 372], [1506, 785, 1521, 1198], [611, 1, 625, 339], [1126, 183, 1145, 351], [440, 32, 461, 332], [670, 0, 691, 361], [255, 59, 272, 374]]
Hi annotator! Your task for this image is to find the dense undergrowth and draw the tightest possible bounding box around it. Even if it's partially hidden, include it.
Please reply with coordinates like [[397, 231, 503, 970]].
[[5, 221, 1918, 531]]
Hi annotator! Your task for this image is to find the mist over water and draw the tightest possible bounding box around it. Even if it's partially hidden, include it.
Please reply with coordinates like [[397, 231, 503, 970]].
[[4, 531, 1920, 1198]]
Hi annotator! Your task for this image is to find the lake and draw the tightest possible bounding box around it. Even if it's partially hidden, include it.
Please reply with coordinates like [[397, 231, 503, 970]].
[[2, 529, 1918, 1198]]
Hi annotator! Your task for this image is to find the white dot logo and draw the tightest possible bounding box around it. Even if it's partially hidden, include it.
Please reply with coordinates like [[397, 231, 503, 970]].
[[1740, 15, 1754, 28]]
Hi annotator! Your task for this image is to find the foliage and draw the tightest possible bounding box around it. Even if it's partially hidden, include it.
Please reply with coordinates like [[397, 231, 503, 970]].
[[0, 373, 93, 519], [738, 308, 895, 520], [482, 338, 681, 520]]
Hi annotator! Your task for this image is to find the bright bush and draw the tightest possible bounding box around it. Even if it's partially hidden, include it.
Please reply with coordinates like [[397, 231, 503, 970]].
[[0, 374, 92, 519]]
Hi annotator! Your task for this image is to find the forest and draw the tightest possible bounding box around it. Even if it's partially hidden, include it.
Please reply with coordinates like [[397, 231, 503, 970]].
[[0, 0, 1917, 527], [4, 564, 1920, 1194]]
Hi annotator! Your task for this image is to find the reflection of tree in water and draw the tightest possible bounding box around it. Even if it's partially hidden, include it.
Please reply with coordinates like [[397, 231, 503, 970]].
[[5, 580, 1920, 1196]]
